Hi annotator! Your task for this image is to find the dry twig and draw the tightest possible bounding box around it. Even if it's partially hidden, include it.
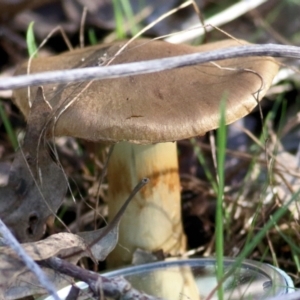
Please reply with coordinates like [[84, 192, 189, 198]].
[[40, 256, 164, 300], [1, 43, 300, 90]]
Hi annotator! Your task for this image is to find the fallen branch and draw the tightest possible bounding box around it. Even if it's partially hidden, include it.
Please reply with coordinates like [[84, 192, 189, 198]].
[[1, 44, 299, 90], [40, 256, 164, 300]]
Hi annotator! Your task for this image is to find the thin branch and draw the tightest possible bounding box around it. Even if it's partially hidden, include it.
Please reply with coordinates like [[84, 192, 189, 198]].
[[2, 44, 300, 90], [40, 256, 164, 300]]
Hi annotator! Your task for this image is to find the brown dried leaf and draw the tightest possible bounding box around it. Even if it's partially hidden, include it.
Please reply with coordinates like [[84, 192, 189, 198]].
[[0, 226, 122, 299], [0, 87, 67, 242], [0, 180, 141, 299], [0, 229, 117, 299], [0, 232, 85, 300], [78, 225, 119, 262], [0, 228, 118, 299]]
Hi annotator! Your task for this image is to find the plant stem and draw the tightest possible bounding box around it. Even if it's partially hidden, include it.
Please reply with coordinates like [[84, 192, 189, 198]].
[[215, 96, 227, 300]]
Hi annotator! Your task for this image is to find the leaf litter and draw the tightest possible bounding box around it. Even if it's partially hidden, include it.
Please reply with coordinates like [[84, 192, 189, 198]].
[[0, 87, 67, 243], [0, 87, 151, 299]]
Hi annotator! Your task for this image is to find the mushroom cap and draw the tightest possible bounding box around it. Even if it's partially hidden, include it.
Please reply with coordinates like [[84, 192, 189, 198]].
[[13, 39, 279, 144]]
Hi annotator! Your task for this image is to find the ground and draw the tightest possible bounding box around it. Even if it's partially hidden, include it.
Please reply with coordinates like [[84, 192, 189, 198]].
[[0, 0, 300, 298]]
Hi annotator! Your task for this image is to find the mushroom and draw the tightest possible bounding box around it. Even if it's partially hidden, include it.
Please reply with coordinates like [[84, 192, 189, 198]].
[[13, 39, 279, 267]]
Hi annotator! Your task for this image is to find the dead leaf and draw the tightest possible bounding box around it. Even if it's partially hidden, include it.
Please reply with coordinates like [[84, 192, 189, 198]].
[[0, 179, 148, 299], [78, 227, 118, 262], [0, 87, 67, 242], [0, 232, 84, 300], [0, 230, 111, 299]]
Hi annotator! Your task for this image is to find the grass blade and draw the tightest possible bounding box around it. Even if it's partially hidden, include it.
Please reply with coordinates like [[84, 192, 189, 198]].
[[0, 101, 18, 150], [26, 22, 38, 58], [215, 95, 227, 300]]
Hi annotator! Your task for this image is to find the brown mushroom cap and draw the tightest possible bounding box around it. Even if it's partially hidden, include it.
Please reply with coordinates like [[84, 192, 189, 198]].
[[13, 39, 279, 144]]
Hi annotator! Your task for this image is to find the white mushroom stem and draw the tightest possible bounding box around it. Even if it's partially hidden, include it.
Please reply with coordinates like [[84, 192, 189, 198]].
[[107, 142, 186, 267]]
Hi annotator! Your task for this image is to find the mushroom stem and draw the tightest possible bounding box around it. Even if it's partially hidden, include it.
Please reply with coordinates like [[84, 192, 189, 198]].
[[107, 142, 186, 267]]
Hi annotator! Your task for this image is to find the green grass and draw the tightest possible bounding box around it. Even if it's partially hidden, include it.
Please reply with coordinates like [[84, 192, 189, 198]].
[[26, 22, 38, 58], [0, 101, 18, 150], [206, 189, 299, 298], [88, 28, 98, 45], [190, 138, 218, 193], [215, 96, 227, 300], [112, 0, 140, 39], [192, 87, 300, 298]]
